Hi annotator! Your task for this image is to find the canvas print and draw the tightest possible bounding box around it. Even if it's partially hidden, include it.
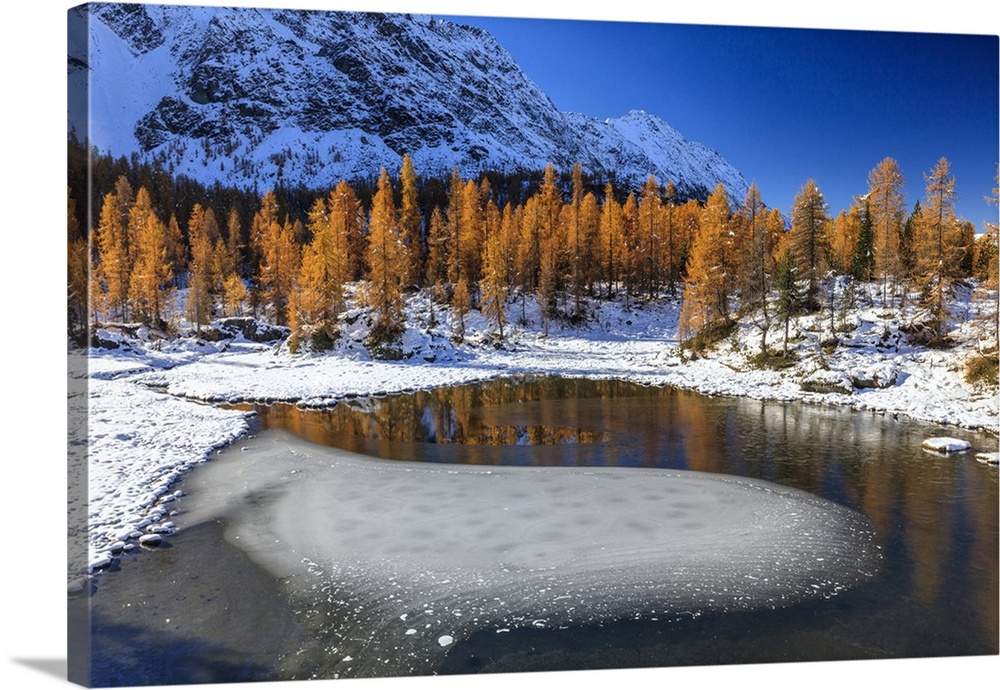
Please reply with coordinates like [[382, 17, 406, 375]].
[[67, 1, 999, 687]]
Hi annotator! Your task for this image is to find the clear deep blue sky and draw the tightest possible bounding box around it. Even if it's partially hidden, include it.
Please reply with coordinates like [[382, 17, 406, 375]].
[[449, 13, 999, 229]]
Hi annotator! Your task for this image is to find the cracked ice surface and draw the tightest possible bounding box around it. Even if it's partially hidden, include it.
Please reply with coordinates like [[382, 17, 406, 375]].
[[182, 430, 881, 676]]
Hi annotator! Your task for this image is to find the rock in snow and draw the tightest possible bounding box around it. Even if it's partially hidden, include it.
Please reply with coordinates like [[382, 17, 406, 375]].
[[975, 451, 1000, 465], [138, 533, 163, 547], [921, 437, 972, 453]]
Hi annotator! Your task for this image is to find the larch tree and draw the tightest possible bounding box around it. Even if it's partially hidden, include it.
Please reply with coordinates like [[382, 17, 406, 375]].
[[788, 179, 830, 311], [366, 168, 406, 349], [569, 163, 586, 316], [579, 191, 600, 298], [621, 192, 639, 307], [515, 195, 540, 320], [735, 182, 772, 354], [259, 214, 300, 327], [599, 183, 623, 298], [663, 180, 680, 296], [536, 163, 563, 325], [249, 191, 280, 317], [461, 178, 490, 304], [972, 229, 999, 285], [220, 208, 246, 315], [829, 205, 861, 275], [913, 157, 962, 336], [866, 157, 906, 308], [298, 195, 350, 348], [186, 204, 217, 332], [95, 189, 130, 322], [128, 187, 173, 327], [225, 208, 244, 280], [165, 214, 185, 286], [424, 206, 448, 287], [328, 180, 365, 281], [481, 197, 508, 340], [638, 175, 662, 299], [679, 184, 734, 343], [113, 175, 135, 257], [499, 202, 518, 294], [445, 167, 466, 286], [399, 154, 423, 288]]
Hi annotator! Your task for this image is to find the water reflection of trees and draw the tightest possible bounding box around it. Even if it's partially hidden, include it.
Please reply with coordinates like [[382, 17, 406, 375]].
[[255, 378, 616, 453]]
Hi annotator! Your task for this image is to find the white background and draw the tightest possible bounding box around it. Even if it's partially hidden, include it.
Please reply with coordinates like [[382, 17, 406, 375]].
[[2, 1, 997, 689]]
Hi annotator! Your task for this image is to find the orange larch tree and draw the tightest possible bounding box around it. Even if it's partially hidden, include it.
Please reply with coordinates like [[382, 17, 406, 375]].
[[366, 168, 406, 349]]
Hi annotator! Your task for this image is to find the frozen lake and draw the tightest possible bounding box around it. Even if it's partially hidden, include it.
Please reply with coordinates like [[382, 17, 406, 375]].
[[81, 377, 998, 683]]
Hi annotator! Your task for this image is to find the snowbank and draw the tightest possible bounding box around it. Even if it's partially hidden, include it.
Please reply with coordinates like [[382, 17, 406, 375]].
[[73, 286, 998, 584]]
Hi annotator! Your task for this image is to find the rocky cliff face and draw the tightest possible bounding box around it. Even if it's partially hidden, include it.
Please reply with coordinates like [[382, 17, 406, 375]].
[[69, 3, 748, 199]]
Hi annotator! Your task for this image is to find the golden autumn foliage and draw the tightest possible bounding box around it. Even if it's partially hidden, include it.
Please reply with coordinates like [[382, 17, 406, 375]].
[[74, 154, 990, 356], [679, 184, 734, 342], [366, 168, 406, 346]]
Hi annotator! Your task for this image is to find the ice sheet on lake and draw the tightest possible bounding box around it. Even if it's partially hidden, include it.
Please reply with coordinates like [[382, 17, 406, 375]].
[[182, 430, 882, 676]]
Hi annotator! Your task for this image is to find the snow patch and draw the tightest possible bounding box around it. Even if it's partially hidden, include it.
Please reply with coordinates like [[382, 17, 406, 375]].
[[921, 437, 972, 453]]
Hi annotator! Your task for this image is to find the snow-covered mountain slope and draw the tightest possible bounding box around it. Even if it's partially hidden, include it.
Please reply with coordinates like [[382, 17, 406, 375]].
[[68, 3, 749, 198]]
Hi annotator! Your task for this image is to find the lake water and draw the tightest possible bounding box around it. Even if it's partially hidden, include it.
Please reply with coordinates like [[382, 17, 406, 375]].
[[81, 376, 998, 683]]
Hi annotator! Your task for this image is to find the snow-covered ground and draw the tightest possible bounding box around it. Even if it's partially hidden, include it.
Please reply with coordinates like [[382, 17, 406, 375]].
[[71, 284, 999, 585]]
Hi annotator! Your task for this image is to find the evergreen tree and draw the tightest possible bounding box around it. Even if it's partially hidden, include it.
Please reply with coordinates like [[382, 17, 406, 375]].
[[774, 249, 803, 357], [452, 273, 470, 342], [67, 188, 89, 343], [850, 201, 875, 282], [901, 201, 921, 283]]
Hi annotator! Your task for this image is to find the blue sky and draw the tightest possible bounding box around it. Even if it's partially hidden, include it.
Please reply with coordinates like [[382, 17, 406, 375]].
[[448, 13, 999, 229]]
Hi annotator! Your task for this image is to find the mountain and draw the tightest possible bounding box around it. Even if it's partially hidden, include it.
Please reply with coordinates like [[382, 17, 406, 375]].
[[68, 3, 749, 199]]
